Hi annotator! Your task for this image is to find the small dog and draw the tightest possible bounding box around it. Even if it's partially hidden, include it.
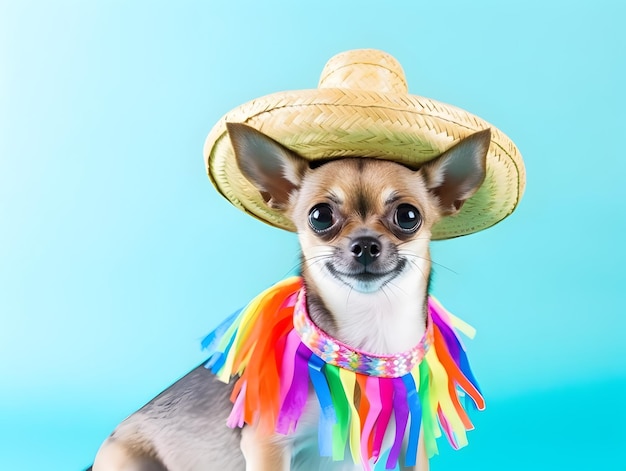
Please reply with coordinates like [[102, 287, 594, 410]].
[[92, 122, 490, 471]]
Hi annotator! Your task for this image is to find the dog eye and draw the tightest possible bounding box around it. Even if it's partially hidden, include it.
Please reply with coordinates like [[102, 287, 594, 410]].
[[308, 204, 335, 232], [394, 204, 422, 232]]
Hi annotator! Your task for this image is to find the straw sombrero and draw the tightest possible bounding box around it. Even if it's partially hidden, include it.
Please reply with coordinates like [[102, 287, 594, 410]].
[[204, 49, 525, 239]]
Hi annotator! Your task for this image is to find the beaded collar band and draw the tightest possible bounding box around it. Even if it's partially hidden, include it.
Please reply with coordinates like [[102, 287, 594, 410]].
[[293, 289, 433, 378], [203, 277, 484, 470]]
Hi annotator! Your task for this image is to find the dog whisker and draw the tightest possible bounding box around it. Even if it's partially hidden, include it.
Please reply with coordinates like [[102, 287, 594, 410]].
[[403, 257, 429, 283], [301, 254, 333, 271], [398, 249, 457, 275]]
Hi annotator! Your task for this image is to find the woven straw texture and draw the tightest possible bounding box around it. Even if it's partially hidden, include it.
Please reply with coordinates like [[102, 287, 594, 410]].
[[204, 49, 525, 240]]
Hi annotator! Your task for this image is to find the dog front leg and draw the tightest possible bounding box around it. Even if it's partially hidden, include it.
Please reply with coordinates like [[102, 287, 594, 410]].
[[400, 432, 429, 471], [240, 424, 290, 471]]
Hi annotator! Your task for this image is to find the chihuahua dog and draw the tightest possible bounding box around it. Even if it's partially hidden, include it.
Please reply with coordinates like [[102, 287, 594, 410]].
[[92, 123, 490, 471]]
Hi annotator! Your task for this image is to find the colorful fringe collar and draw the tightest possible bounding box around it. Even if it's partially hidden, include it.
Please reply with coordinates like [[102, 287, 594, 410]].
[[203, 277, 485, 470], [293, 289, 432, 378]]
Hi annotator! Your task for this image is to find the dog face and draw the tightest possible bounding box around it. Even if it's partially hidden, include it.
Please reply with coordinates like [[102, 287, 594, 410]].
[[290, 158, 440, 294]]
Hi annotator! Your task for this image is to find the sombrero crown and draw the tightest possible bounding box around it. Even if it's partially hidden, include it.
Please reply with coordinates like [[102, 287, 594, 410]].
[[204, 49, 525, 239]]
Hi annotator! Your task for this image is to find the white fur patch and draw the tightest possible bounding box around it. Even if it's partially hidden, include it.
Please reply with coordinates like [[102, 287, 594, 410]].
[[301, 235, 431, 354]]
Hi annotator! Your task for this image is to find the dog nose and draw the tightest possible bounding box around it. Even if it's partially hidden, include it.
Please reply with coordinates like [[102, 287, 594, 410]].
[[350, 237, 381, 266]]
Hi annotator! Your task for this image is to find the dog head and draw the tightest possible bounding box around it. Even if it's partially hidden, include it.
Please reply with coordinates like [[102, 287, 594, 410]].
[[228, 122, 489, 290], [227, 122, 489, 350]]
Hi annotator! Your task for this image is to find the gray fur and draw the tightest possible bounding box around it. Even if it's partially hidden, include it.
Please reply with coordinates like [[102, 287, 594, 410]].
[[94, 367, 245, 470]]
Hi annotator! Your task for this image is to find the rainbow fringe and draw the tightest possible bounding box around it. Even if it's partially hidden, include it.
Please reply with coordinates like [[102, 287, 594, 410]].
[[203, 277, 485, 469]]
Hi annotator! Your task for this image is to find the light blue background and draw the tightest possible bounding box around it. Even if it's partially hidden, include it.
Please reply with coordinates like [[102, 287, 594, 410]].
[[1, 1, 624, 470]]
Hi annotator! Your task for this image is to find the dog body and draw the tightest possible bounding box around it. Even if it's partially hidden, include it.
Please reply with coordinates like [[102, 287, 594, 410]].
[[93, 124, 490, 471]]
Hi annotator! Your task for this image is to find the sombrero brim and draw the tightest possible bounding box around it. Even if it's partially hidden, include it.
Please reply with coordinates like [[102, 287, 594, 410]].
[[204, 87, 525, 240]]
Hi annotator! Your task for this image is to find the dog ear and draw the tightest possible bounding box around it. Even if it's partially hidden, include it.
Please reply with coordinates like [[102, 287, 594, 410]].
[[227, 122, 309, 210], [420, 129, 490, 215]]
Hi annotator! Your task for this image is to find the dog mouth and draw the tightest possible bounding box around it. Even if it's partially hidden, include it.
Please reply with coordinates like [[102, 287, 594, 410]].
[[325, 258, 407, 292]]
